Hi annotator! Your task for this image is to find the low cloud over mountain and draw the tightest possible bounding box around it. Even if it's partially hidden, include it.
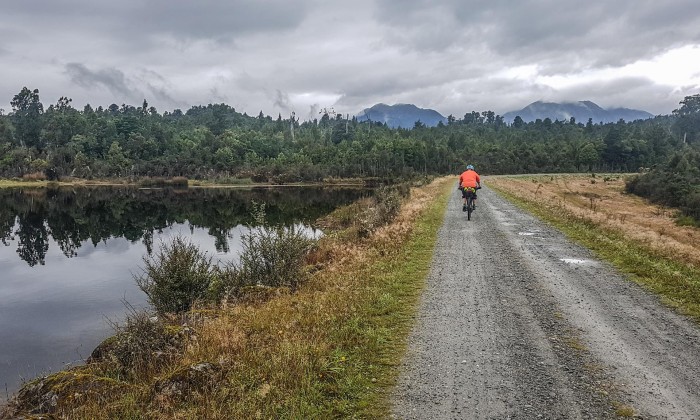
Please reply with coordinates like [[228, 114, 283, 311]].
[[503, 101, 654, 124]]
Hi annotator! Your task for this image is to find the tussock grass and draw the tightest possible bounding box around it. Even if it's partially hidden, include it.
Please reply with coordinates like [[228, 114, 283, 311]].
[[614, 402, 636, 417], [0, 179, 48, 188], [21, 171, 47, 181], [5, 177, 453, 419], [490, 175, 700, 321]]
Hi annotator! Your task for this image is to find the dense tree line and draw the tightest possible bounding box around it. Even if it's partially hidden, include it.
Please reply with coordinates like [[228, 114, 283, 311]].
[[0, 88, 698, 182], [624, 95, 700, 222], [626, 149, 700, 222]]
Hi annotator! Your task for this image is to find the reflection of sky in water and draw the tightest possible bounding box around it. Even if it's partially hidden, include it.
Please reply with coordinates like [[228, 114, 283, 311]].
[[0, 222, 319, 398]]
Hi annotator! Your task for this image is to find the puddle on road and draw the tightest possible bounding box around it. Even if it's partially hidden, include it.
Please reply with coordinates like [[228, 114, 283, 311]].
[[518, 231, 545, 239], [560, 258, 599, 266]]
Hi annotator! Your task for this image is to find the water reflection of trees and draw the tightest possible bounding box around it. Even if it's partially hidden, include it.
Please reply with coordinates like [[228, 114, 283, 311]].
[[0, 186, 367, 266]]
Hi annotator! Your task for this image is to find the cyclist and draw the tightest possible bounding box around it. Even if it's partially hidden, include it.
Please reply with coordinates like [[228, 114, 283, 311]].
[[459, 164, 481, 212]]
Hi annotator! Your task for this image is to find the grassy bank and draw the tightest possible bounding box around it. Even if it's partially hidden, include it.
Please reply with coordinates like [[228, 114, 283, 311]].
[[0, 179, 48, 188], [489, 175, 700, 320], [3, 177, 453, 419]]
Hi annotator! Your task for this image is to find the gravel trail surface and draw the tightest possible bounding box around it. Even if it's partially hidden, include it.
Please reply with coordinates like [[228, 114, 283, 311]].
[[391, 184, 700, 419]]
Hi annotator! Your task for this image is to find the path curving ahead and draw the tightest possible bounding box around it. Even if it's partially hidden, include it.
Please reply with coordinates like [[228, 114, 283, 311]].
[[391, 184, 700, 419]]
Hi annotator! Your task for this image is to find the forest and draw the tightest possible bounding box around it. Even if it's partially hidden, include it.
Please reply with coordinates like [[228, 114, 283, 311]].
[[1, 88, 698, 217]]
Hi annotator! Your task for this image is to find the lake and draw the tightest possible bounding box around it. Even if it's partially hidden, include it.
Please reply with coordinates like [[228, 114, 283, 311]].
[[0, 185, 367, 399]]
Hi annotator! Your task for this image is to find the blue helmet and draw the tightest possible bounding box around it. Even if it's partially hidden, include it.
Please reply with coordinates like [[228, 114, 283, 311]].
[[466, 164, 474, 170]]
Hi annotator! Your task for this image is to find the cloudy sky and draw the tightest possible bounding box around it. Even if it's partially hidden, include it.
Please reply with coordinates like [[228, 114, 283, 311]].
[[1, 0, 699, 119]]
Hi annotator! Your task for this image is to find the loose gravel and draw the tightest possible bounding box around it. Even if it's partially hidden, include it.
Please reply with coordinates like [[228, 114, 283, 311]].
[[391, 184, 700, 419]]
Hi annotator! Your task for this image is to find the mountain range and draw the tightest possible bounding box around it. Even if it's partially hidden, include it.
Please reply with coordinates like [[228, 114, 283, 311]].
[[502, 100, 654, 124], [354, 101, 654, 128], [356, 103, 446, 128]]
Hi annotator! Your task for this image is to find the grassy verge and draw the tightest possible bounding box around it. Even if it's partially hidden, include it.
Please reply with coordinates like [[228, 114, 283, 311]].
[[490, 180, 700, 321], [4, 177, 453, 419], [330, 178, 453, 417]]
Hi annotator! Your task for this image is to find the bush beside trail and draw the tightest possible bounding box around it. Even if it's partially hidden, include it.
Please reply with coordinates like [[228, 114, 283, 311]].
[[626, 149, 700, 223]]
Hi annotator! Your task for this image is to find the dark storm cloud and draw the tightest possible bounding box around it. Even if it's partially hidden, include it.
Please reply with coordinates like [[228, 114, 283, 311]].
[[375, 0, 700, 66], [135, 69, 184, 108], [554, 76, 671, 107], [130, 1, 310, 40], [3, 0, 313, 42], [63, 64, 182, 108], [144, 83, 182, 109], [273, 90, 293, 113], [65, 63, 138, 99]]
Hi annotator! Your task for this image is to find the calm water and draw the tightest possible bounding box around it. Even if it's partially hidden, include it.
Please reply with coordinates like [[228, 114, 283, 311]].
[[0, 185, 366, 398]]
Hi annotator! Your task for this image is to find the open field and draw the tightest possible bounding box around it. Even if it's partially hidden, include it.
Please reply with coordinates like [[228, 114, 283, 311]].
[[488, 174, 700, 319]]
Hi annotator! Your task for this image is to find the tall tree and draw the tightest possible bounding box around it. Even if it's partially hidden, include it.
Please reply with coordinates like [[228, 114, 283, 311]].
[[10, 87, 44, 149], [673, 94, 700, 143]]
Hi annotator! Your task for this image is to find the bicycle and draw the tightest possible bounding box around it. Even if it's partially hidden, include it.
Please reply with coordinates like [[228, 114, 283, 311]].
[[461, 186, 481, 221]]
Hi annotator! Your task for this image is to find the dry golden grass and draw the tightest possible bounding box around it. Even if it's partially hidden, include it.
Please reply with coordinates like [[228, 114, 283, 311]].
[[0, 179, 48, 188], [488, 174, 700, 267], [0, 178, 129, 188]]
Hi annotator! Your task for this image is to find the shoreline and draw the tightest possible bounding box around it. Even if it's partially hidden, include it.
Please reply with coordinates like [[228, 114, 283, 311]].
[[0, 178, 370, 189], [2, 177, 448, 418]]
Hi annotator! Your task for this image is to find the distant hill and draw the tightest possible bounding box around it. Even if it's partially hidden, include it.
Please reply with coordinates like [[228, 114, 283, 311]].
[[502, 101, 654, 124], [356, 103, 446, 128]]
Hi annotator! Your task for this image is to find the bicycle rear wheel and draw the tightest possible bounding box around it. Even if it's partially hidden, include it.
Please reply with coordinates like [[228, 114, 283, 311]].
[[467, 196, 473, 220]]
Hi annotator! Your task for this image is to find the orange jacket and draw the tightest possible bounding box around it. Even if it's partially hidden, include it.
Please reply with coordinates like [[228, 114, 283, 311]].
[[459, 170, 480, 188]]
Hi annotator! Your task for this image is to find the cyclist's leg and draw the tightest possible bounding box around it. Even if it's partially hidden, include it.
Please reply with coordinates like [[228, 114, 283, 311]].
[[461, 189, 468, 211]]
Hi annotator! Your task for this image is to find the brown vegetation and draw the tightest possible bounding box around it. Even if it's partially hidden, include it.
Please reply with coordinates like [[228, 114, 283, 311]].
[[488, 174, 700, 268]]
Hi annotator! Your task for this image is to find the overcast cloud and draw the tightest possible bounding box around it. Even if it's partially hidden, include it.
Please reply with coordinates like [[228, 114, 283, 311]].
[[1, 0, 699, 118]]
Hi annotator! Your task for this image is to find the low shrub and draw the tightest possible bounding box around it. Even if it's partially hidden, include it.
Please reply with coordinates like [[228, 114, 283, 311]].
[[237, 223, 316, 291], [251, 173, 269, 183], [206, 204, 317, 302], [207, 263, 245, 303], [133, 203, 318, 309], [94, 307, 186, 379], [138, 177, 163, 187], [135, 236, 214, 313], [171, 176, 189, 187], [676, 215, 699, 227], [22, 171, 46, 181], [357, 184, 408, 237]]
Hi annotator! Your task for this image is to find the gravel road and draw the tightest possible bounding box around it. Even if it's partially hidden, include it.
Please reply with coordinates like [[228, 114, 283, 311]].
[[391, 184, 700, 419]]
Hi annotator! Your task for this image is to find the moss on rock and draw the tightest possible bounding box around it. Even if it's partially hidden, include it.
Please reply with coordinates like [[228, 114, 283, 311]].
[[2, 366, 133, 417]]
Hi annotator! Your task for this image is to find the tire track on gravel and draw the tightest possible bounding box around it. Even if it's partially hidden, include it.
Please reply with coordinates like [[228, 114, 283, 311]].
[[392, 183, 700, 419]]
